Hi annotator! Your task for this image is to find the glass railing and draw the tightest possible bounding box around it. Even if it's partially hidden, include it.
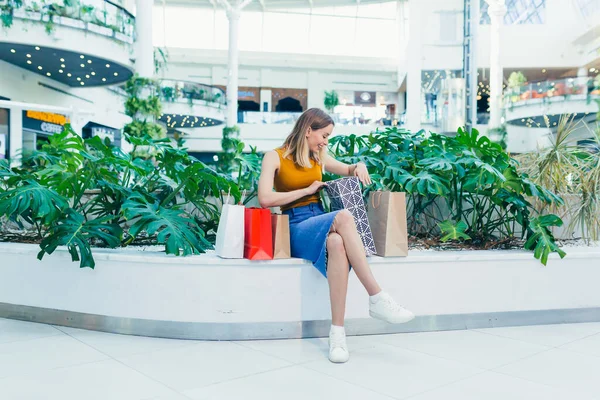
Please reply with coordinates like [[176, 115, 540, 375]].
[[158, 80, 226, 107], [504, 77, 600, 106], [10, 0, 135, 42], [239, 111, 385, 125], [240, 112, 302, 124]]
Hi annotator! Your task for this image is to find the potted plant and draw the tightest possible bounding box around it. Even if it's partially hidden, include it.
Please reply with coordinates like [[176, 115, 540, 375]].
[[507, 71, 527, 102], [324, 90, 339, 113]]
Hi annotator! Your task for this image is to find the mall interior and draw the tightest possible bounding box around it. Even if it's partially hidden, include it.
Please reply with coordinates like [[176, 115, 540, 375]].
[[1, 0, 598, 162], [1, 1, 600, 399]]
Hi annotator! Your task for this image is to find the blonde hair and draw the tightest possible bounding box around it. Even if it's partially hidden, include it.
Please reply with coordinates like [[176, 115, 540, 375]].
[[281, 108, 334, 168]]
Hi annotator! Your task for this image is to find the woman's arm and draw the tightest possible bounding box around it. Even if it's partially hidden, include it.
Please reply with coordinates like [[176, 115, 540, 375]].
[[257, 151, 326, 208], [323, 153, 372, 185]]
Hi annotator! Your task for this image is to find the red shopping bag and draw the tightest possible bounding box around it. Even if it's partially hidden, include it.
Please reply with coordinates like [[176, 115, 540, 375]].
[[244, 208, 273, 260]]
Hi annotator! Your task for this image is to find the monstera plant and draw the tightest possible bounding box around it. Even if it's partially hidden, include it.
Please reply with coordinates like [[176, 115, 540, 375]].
[[0, 125, 240, 269], [327, 126, 566, 265]]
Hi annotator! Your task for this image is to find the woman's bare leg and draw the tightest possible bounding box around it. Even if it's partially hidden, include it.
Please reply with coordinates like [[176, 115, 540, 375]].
[[326, 233, 350, 326], [332, 210, 381, 296]]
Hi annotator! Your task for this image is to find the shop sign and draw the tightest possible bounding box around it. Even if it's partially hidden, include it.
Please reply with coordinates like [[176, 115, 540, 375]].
[[23, 110, 66, 136]]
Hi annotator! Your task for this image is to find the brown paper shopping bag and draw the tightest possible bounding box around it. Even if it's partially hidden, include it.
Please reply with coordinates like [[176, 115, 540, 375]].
[[271, 214, 291, 259], [367, 191, 409, 257]]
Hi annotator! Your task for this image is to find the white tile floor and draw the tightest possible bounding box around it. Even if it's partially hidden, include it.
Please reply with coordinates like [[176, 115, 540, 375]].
[[2, 318, 600, 400]]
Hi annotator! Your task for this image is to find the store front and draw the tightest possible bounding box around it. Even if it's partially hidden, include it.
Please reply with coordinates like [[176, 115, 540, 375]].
[[82, 122, 122, 147], [21, 110, 66, 152]]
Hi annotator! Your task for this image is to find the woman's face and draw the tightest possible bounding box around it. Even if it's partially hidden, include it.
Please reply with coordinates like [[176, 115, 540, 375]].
[[306, 124, 334, 153]]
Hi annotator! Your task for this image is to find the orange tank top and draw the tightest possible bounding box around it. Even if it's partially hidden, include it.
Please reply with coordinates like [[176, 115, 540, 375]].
[[273, 148, 322, 211]]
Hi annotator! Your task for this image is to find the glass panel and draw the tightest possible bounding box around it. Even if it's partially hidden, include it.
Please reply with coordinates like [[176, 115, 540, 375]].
[[480, 0, 546, 24]]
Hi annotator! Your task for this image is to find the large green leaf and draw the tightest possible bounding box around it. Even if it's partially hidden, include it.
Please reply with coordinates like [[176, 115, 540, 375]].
[[37, 211, 122, 269], [0, 179, 67, 224], [122, 192, 211, 256], [524, 214, 566, 265], [439, 220, 472, 242], [404, 171, 450, 196]]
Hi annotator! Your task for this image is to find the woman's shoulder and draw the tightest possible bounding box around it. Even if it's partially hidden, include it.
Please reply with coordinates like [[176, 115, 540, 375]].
[[262, 149, 282, 167]]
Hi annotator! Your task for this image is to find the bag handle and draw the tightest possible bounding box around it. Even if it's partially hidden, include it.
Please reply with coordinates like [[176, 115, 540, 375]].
[[371, 191, 383, 209], [239, 189, 247, 205]]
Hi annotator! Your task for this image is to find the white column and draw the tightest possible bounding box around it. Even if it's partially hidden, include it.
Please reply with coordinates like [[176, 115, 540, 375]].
[[486, 0, 506, 129], [135, 0, 154, 78], [396, 0, 408, 92], [406, 0, 423, 131], [9, 107, 22, 167], [226, 7, 241, 127]]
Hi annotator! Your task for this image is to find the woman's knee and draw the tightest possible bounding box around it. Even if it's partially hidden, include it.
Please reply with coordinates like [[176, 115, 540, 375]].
[[326, 232, 345, 255], [334, 210, 355, 231]]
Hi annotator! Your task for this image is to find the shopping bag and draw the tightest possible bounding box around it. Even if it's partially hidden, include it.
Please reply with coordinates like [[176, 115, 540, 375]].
[[215, 192, 245, 259], [368, 191, 409, 257], [325, 176, 377, 255], [244, 208, 274, 260], [271, 214, 291, 259]]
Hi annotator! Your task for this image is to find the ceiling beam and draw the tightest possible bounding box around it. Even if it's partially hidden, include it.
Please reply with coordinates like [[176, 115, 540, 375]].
[[239, 0, 254, 9], [216, 0, 232, 12]]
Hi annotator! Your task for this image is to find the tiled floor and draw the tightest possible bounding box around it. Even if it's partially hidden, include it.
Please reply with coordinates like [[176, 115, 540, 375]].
[[2, 318, 600, 399]]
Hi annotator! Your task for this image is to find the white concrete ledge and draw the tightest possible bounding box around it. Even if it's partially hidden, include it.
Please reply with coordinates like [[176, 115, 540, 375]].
[[1, 243, 599, 339]]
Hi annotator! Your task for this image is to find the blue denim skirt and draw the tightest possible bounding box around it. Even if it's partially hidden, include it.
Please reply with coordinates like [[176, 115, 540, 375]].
[[282, 202, 341, 277]]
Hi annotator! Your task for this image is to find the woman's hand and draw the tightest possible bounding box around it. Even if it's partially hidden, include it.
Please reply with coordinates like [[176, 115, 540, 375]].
[[353, 162, 372, 185], [305, 180, 328, 195]]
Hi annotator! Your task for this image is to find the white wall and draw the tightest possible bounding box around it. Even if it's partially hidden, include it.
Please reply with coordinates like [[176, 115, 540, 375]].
[[418, 0, 589, 71]]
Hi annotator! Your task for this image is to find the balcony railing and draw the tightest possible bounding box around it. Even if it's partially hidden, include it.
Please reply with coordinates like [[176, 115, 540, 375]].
[[239, 111, 383, 125], [158, 80, 226, 108], [7, 0, 134, 43], [504, 77, 600, 106]]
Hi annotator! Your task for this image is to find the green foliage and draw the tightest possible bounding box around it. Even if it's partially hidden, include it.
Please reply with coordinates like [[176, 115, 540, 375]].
[[0, 0, 23, 28], [439, 220, 471, 242], [0, 117, 236, 268], [218, 125, 241, 174], [508, 71, 527, 88], [38, 211, 122, 269], [154, 47, 169, 74], [123, 75, 166, 159], [124, 96, 162, 119], [0, 0, 133, 37], [328, 126, 566, 264], [516, 114, 600, 242], [524, 215, 566, 265], [324, 90, 339, 113]]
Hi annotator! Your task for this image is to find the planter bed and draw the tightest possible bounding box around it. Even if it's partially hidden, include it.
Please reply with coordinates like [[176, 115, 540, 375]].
[[1, 242, 599, 340]]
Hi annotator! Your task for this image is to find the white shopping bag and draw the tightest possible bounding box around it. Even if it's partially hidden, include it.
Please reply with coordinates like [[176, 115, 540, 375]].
[[215, 191, 245, 259]]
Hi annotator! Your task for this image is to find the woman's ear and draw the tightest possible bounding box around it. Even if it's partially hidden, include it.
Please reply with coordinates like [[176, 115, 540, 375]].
[[306, 128, 311, 138]]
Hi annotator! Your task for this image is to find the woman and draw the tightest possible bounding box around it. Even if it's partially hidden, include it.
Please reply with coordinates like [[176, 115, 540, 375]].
[[257, 108, 414, 364]]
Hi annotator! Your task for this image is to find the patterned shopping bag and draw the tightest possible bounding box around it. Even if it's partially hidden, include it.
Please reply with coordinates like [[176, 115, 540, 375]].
[[325, 177, 377, 256]]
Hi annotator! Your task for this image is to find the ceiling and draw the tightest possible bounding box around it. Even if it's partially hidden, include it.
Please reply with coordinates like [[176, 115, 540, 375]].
[[0, 43, 133, 88], [157, 0, 396, 11]]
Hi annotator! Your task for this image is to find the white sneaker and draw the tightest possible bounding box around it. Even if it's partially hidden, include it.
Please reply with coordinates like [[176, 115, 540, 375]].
[[328, 329, 350, 363], [369, 291, 415, 324]]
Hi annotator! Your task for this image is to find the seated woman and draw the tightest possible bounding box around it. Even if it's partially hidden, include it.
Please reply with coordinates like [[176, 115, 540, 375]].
[[257, 108, 414, 364]]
